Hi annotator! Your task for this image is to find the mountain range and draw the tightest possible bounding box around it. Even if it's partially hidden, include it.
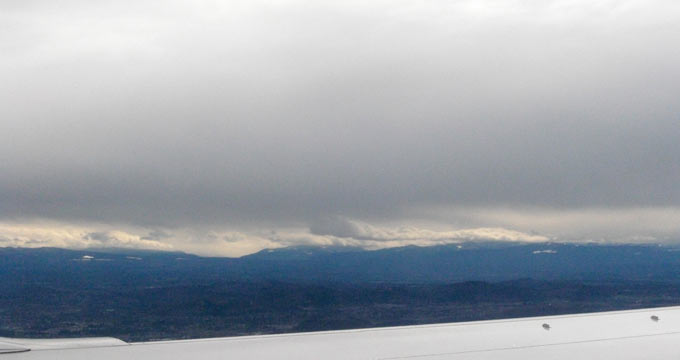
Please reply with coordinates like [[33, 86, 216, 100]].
[[3, 242, 680, 284]]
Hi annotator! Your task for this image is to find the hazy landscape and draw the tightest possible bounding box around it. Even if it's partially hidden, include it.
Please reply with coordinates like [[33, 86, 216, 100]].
[[3, 243, 680, 341]]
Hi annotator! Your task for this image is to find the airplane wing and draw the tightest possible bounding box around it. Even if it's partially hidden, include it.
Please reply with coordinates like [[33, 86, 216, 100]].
[[3, 306, 680, 359]]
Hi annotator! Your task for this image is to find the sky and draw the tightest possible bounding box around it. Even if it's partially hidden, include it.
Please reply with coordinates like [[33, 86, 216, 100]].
[[1, 0, 679, 256]]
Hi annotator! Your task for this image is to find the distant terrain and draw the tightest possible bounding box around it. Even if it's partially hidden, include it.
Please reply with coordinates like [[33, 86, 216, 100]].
[[2, 243, 680, 341]]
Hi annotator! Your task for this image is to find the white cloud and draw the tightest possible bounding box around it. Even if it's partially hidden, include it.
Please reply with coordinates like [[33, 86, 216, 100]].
[[0, 222, 173, 251], [420, 206, 680, 243], [308, 217, 550, 250], [4, 207, 680, 257], [0, 218, 551, 257], [311, 216, 549, 242], [533, 250, 557, 254]]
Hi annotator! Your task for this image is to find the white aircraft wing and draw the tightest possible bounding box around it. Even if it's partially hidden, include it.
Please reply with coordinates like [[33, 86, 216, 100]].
[[3, 306, 680, 359]]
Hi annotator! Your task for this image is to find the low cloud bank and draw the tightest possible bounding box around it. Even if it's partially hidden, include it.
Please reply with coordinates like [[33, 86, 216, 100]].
[[0, 219, 549, 257], [0, 224, 173, 251], [3, 206, 680, 257], [310, 216, 549, 243]]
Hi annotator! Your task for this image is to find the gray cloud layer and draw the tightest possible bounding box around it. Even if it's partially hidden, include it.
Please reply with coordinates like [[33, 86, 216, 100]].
[[1, 0, 680, 254]]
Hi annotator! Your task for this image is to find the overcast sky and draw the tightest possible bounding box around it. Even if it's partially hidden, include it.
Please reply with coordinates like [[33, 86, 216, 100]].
[[1, 0, 679, 256]]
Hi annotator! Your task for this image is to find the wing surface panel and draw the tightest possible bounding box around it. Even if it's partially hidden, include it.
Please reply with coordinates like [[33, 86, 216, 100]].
[[6, 306, 680, 359]]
